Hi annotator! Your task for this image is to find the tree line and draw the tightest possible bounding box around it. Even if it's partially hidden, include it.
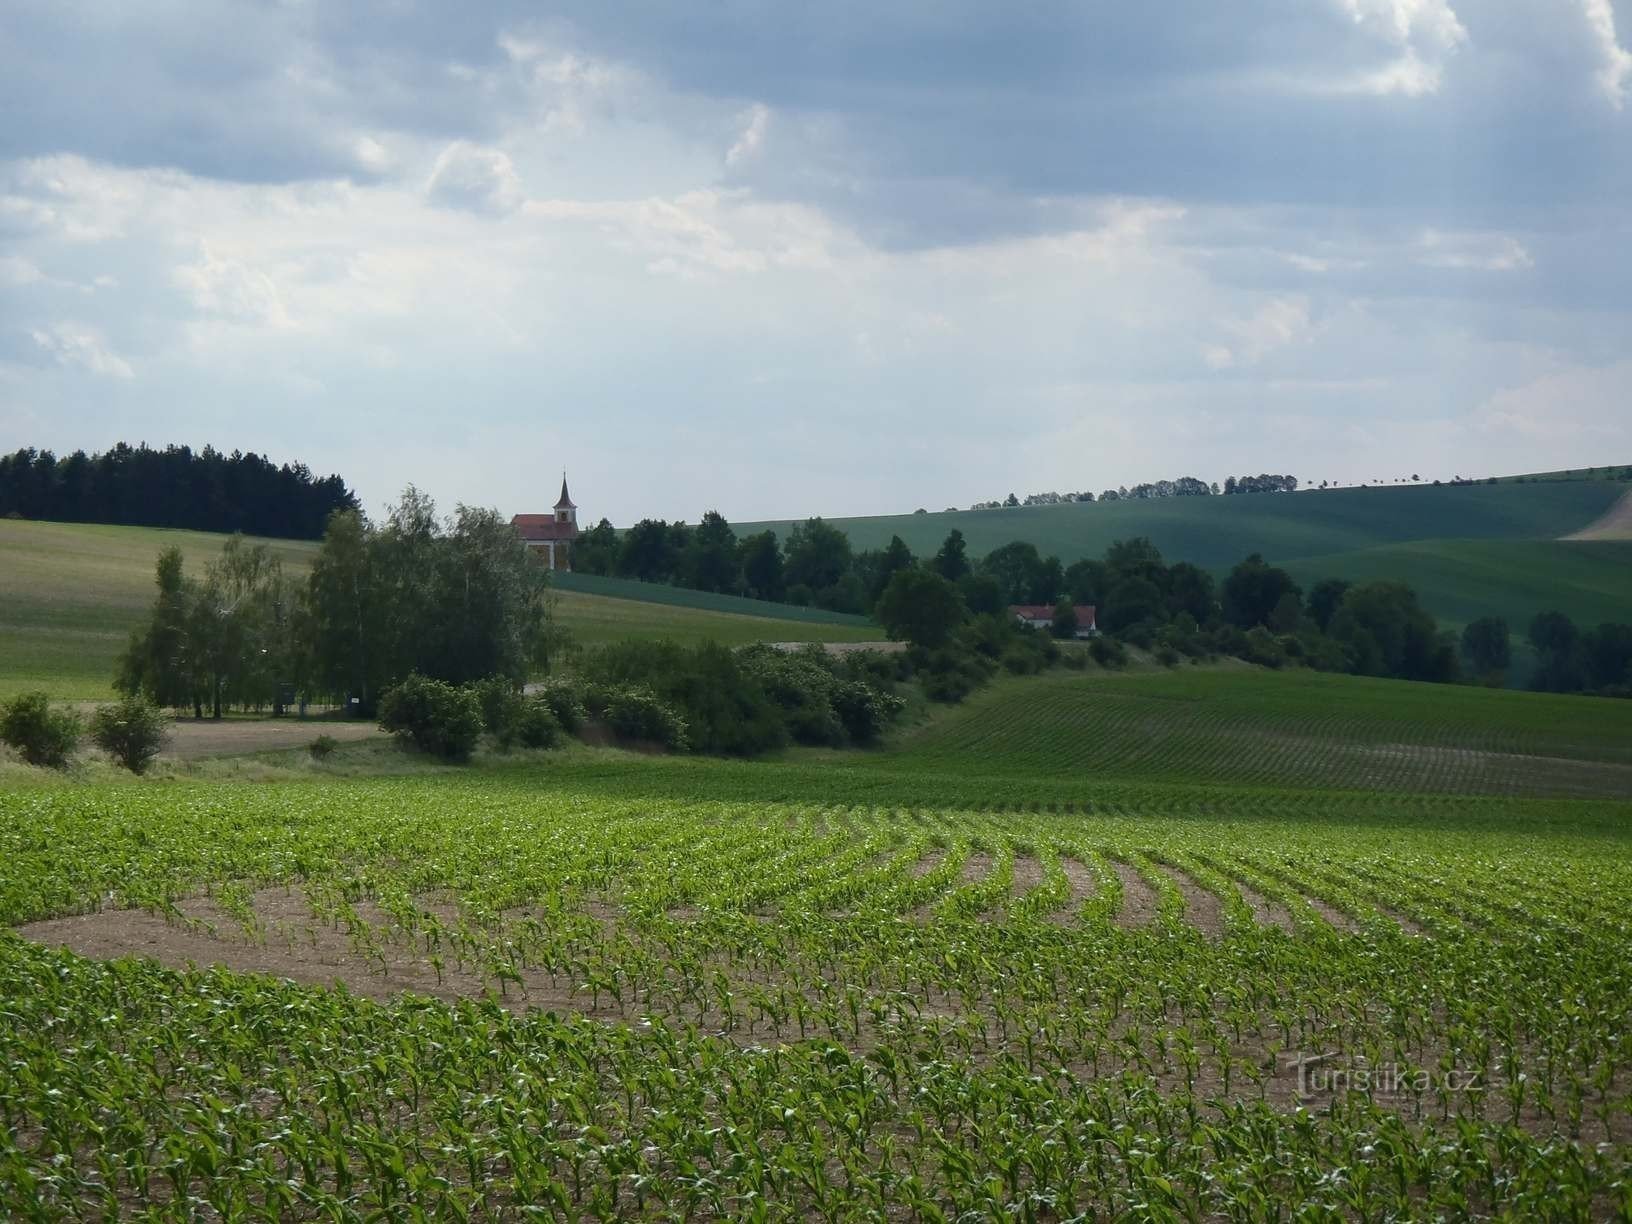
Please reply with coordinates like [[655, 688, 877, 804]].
[[968, 473, 1297, 508], [1462, 612, 1632, 697], [0, 442, 357, 539], [117, 489, 564, 718]]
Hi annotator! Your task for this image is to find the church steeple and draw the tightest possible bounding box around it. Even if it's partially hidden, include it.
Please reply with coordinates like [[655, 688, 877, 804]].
[[554, 472, 576, 525]]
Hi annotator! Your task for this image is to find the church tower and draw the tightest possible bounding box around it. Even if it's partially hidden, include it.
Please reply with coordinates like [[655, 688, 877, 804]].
[[510, 473, 582, 570], [554, 474, 577, 527]]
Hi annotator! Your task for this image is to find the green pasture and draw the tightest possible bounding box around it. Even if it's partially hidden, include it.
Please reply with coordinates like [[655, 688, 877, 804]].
[[0, 521, 879, 699]]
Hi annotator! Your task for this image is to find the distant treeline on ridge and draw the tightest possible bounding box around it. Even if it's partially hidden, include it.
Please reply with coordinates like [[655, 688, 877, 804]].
[[0, 442, 358, 540]]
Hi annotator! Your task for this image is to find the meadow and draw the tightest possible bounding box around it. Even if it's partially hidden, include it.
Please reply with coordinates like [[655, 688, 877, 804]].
[[1, 664, 1629, 1218], [0, 521, 878, 699]]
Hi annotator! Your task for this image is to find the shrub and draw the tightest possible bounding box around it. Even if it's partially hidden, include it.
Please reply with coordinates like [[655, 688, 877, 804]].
[[89, 696, 169, 774], [515, 697, 561, 749], [1242, 626, 1287, 669], [831, 681, 902, 746], [469, 677, 526, 747], [532, 679, 587, 732], [605, 686, 689, 751], [378, 674, 483, 762], [1089, 637, 1128, 668], [0, 691, 81, 769], [308, 734, 340, 760]]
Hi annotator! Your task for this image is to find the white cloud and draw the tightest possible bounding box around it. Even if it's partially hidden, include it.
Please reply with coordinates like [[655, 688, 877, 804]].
[[1330, 0, 1466, 96], [0, 256, 45, 286], [1336, 0, 1467, 50], [28, 323, 133, 379], [726, 103, 771, 167], [1416, 229, 1532, 271], [426, 141, 524, 215], [1203, 297, 1314, 369], [172, 240, 294, 328], [1579, 0, 1632, 108]]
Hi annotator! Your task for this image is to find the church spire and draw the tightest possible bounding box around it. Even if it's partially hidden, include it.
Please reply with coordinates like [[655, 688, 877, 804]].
[[554, 472, 575, 511]]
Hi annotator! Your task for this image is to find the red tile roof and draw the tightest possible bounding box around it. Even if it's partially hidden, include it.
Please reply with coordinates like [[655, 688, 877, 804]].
[[511, 514, 579, 541], [1010, 604, 1096, 624]]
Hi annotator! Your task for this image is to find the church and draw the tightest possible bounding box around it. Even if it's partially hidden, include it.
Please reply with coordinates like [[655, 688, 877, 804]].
[[510, 477, 580, 570]]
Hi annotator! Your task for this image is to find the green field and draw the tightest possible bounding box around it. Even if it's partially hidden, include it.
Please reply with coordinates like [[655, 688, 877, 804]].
[[873, 666, 1632, 799], [0, 521, 879, 699], [741, 478, 1632, 635], [553, 571, 873, 626], [2, 664, 1630, 1216]]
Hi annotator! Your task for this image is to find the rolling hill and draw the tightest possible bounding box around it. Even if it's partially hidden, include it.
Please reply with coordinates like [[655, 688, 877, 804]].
[[0, 521, 879, 700], [741, 477, 1632, 644]]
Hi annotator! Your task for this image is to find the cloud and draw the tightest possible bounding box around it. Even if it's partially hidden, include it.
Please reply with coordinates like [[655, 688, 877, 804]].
[[426, 141, 524, 215], [1335, 0, 1467, 51], [1416, 229, 1532, 271], [726, 103, 770, 167], [27, 323, 133, 379], [172, 241, 294, 328], [1579, 0, 1632, 108], [1203, 297, 1314, 369]]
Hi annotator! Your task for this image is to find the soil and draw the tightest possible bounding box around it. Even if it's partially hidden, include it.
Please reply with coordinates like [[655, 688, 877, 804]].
[[123, 717, 384, 761], [1155, 865, 1225, 939], [1110, 861, 1159, 928], [17, 888, 607, 1016], [1562, 488, 1632, 540], [1235, 881, 1297, 933], [1048, 857, 1097, 926]]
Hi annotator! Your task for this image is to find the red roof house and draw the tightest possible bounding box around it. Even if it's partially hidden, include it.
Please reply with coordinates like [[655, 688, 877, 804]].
[[1009, 603, 1098, 638]]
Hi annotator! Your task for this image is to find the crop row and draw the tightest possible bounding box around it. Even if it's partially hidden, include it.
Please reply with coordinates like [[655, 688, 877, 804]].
[[0, 777, 1628, 1218]]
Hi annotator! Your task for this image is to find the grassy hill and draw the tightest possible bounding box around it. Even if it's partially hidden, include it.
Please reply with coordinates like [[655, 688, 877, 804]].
[[741, 477, 1632, 647], [0, 521, 879, 700], [869, 666, 1632, 800], [739, 479, 1624, 570]]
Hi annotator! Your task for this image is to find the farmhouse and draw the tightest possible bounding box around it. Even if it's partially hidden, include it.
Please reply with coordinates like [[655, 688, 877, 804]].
[[510, 477, 580, 571], [1010, 603, 1098, 638]]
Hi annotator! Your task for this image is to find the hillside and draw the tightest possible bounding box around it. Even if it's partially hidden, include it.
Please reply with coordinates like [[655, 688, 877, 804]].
[[740, 477, 1630, 639], [872, 666, 1632, 800], [741, 478, 1623, 568], [0, 521, 879, 700]]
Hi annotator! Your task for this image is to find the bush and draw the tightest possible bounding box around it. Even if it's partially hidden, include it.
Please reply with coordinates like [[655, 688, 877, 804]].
[[605, 686, 689, 750], [90, 695, 169, 774], [831, 681, 902, 746], [308, 734, 340, 760], [515, 697, 561, 749], [1089, 637, 1128, 669], [0, 691, 81, 769], [1242, 626, 1287, 669], [532, 679, 587, 732], [378, 674, 483, 761], [1155, 645, 1181, 668], [469, 677, 526, 747]]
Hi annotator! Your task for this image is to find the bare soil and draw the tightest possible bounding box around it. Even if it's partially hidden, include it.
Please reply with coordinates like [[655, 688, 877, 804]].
[[1235, 881, 1296, 933], [161, 718, 384, 760], [1562, 488, 1632, 540], [17, 888, 609, 1016], [1048, 857, 1097, 926], [1110, 861, 1159, 928], [1155, 865, 1225, 939]]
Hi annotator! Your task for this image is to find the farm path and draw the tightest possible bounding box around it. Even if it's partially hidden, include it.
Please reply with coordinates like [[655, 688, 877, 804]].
[[1562, 487, 1632, 540]]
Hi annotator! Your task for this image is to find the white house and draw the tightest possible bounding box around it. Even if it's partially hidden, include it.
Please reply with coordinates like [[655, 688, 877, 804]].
[[1009, 603, 1098, 638]]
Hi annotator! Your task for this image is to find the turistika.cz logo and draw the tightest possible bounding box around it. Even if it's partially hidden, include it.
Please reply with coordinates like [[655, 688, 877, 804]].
[[1286, 1052, 1483, 1099]]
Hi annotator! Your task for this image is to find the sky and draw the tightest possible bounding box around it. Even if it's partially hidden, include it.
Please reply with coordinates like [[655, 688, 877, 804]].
[[2, 0, 1630, 524]]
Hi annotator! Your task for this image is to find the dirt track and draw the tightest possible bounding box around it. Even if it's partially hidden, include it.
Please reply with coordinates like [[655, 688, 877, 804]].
[[1563, 488, 1632, 540], [160, 719, 383, 760]]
